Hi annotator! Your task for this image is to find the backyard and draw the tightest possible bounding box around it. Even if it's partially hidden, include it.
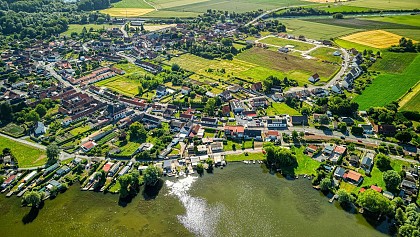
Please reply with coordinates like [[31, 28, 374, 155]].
[[0, 136, 46, 168]]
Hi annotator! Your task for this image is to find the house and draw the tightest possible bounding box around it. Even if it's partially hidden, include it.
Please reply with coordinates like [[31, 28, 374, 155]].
[[361, 155, 373, 172], [333, 145, 346, 156], [400, 180, 418, 196], [181, 86, 191, 95], [291, 115, 308, 126], [308, 73, 320, 83], [81, 141, 96, 152], [267, 118, 287, 129], [244, 129, 262, 141], [371, 185, 382, 193], [56, 165, 71, 176], [156, 85, 167, 97], [272, 93, 284, 102], [170, 120, 185, 132], [331, 84, 342, 94], [196, 145, 208, 154], [306, 144, 318, 155], [360, 124, 373, 134], [103, 162, 114, 173], [323, 144, 334, 155], [222, 105, 230, 116], [108, 162, 121, 177], [383, 191, 394, 200], [230, 100, 245, 114], [201, 117, 218, 126], [220, 90, 232, 101], [334, 167, 346, 179], [34, 121, 46, 135], [349, 155, 360, 167], [374, 124, 396, 136], [343, 170, 363, 185], [340, 117, 354, 126], [180, 113, 194, 121], [224, 125, 244, 138], [251, 82, 262, 91], [265, 130, 280, 141], [210, 142, 224, 153], [251, 97, 267, 108]]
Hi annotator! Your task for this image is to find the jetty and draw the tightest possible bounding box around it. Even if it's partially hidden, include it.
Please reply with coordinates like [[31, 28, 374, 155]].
[[329, 194, 338, 203], [17, 188, 28, 197], [5, 190, 14, 197]]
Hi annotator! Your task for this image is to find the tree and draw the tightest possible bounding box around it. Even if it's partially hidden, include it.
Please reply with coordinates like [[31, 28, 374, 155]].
[[292, 130, 299, 141], [383, 170, 402, 191], [395, 130, 413, 143], [357, 189, 392, 214], [395, 207, 406, 225], [171, 63, 180, 72], [46, 143, 60, 165], [204, 98, 216, 116], [265, 145, 297, 169], [143, 165, 162, 186], [196, 163, 204, 175], [35, 104, 47, 118], [118, 171, 140, 198], [26, 110, 40, 123], [375, 153, 391, 171], [129, 122, 147, 142], [337, 189, 354, 205], [137, 85, 143, 95], [320, 178, 332, 191], [0, 102, 12, 121], [22, 191, 43, 208], [351, 126, 364, 136]]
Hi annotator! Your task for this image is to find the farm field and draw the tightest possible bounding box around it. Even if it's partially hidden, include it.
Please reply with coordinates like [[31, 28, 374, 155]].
[[354, 54, 420, 110], [112, 0, 154, 8], [365, 15, 420, 28], [370, 52, 418, 74], [400, 82, 420, 112], [62, 24, 116, 36], [340, 30, 404, 49], [266, 102, 301, 116], [101, 8, 155, 17], [142, 23, 177, 31], [334, 38, 379, 52], [280, 19, 360, 40], [236, 47, 340, 84], [142, 10, 199, 18], [346, 0, 420, 10], [309, 47, 342, 63], [320, 5, 375, 13], [258, 36, 315, 51], [0, 136, 46, 168], [309, 18, 420, 31], [385, 29, 420, 41]]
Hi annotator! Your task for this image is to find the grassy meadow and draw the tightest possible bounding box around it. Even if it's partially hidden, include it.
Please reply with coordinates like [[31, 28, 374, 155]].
[[62, 24, 115, 36], [259, 36, 315, 51], [309, 47, 342, 63], [0, 136, 46, 168], [346, 0, 420, 10], [354, 54, 420, 110], [266, 102, 301, 116]]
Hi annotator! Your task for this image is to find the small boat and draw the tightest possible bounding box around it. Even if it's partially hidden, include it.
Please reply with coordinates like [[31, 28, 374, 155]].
[[253, 160, 256, 164], [243, 160, 248, 164]]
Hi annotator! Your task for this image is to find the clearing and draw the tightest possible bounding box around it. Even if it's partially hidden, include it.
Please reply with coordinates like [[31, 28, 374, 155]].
[[341, 30, 405, 49], [0, 136, 46, 168], [354, 54, 420, 110]]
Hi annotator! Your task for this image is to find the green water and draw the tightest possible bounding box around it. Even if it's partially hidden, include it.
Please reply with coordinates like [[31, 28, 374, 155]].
[[0, 163, 388, 237]]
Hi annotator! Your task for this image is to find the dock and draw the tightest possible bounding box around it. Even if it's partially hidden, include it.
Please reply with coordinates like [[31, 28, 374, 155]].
[[5, 190, 14, 197], [329, 194, 338, 203], [17, 188, 28, 197]]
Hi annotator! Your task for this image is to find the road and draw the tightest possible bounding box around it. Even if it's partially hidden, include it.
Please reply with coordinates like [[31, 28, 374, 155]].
[[120, 24, 129, 38]]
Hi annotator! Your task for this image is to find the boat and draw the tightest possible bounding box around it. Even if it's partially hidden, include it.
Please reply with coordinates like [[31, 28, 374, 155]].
[[243, 160, 248, 164], [253, 160, 256, 164]]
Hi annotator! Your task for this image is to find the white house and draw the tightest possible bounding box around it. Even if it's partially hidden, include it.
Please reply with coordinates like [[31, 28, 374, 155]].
[[34, 122, 46, 135], [308, 73, 320, 83]]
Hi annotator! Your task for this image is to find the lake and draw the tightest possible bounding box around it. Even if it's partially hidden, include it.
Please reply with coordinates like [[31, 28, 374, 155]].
[[0, 163, 388, 237]]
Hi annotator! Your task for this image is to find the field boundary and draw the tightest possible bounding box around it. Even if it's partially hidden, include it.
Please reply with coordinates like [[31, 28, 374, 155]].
[[398, 80, 420, 107]]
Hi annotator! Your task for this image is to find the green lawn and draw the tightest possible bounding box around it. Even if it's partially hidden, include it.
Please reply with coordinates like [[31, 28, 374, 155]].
[[282, 146, 320, 176], [225, 152, 265, 161], [225, 140, 253, 151], [69, 125, 91, 136], [309, 47, 342, 64], [354, 54, 420, 110], [361, 159, 410, 191], [266, 102, 301, 116], [0, 136, 46, 168], [259, 37, 315, 51]]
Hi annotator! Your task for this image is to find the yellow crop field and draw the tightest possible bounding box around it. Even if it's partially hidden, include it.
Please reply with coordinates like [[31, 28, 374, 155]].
[[341, 30, 406, 49], [101, 8, 155, 17]]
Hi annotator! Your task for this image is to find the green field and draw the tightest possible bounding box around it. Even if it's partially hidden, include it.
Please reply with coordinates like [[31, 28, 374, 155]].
[[0, 136, 46, 168], [385, 29, 420, 41], [334, 38, 380, 52], [259, 37, 315, 51], [370, 52, 418, 74], [292, 146, 320, 176], [346, 0, 420, 10], [225, 152, 265, 161], [309, 18, 420, 31], [321, 5, 375, 13], [281, 19, 360, 40], [354, 54, 420, 110], [0, 123, 25, 137], [365, 15, 420, 28], [62, 24, 115, 36], [309, 47, 342, 63], [266, 102, 301, 116], [236, 47, 339, 84], [400, 89, 420, 112]]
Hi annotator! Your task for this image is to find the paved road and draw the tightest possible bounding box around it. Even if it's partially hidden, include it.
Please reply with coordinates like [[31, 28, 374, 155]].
[[120, 24, 129, 38]]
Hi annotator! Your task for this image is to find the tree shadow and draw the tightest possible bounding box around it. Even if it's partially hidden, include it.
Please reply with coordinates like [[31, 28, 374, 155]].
[[22, 202, 44, 224], [118, 195, 134, 207], [142, 179, 163, 200]]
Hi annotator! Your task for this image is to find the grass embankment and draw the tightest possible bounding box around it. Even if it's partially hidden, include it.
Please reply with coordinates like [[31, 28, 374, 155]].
[[354, 54, 420, 110], [0, 136, 46, 168]]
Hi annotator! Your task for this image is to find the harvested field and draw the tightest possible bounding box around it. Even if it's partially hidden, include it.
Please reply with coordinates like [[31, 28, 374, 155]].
[[101, 8, 155, 17], [341, 30, 404, 49]]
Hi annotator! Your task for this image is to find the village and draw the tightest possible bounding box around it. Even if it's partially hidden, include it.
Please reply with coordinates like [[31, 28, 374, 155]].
[[0, 9, 420, 222]]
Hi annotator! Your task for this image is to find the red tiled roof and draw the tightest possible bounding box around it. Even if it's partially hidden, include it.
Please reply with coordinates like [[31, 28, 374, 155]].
[[370, 185, 382, 193], [103, 162, 113, 172], [334, 146, 346, 154], [266, 130, 279, 136], [360, 188, 366, 193], [224, 126, 244, 133], [82, 141, 95, 150], [344, 170, 362, 182]]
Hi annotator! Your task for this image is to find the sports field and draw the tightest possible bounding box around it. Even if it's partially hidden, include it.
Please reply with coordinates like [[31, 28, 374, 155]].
[[354, 54, 420, 110], [259, 36, 315, 51], [0, 136, 46, 168], [341, 30, 404, 49]]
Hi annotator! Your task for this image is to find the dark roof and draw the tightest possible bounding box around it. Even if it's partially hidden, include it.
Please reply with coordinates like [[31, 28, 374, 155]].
[[244, 129, 262, 137], [291, 115, 308, 125]]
